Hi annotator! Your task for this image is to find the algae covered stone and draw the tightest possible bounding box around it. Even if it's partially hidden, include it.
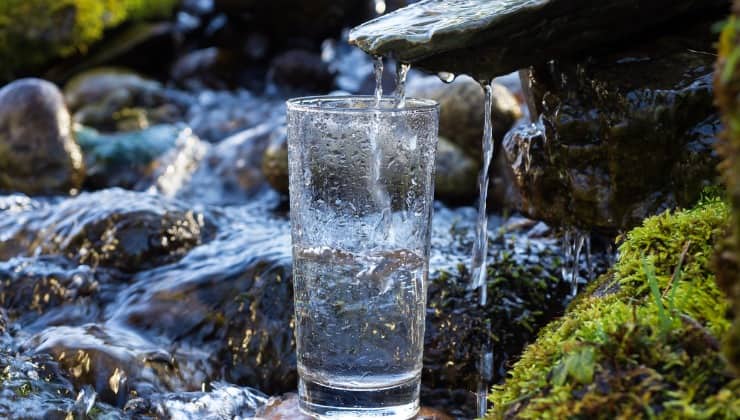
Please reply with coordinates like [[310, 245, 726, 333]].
[[487, 198, 738, 419], [0, 0, 178, 80]]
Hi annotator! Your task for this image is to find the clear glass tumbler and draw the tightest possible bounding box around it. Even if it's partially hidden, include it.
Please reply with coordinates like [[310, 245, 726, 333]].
[[287, 96, 439, 419]]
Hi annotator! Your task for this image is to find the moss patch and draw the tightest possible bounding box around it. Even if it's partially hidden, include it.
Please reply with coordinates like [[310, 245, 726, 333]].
[[0, 0, 178, 79], [715, 1, 740, 376], [488, 198, 739, 419]]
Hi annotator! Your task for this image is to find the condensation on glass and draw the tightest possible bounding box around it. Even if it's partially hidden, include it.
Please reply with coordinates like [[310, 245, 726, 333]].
[[287, 96, 439, 419]]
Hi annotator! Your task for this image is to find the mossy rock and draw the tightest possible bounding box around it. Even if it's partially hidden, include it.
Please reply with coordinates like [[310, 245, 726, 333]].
[[0, 0, 178, 80], [715, 0, 740, 376], [488, 198, 739, 419]]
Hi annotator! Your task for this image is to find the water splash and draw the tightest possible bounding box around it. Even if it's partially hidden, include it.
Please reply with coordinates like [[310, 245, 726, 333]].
[[561, 228, 592, 297], [373, 56, 384, 107], [470, 81, 495, 304], [393, 63, 411, 108]]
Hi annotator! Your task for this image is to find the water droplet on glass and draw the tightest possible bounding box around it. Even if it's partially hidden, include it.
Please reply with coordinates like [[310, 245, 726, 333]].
[[437, 72, 455, 83]]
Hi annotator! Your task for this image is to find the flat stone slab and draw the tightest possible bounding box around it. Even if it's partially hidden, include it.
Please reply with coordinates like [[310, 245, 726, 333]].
[[349, 0, 727, 79]]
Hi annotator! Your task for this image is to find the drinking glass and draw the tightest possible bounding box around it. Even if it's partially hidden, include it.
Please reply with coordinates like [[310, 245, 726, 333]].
[[287, 96, 439, 419]]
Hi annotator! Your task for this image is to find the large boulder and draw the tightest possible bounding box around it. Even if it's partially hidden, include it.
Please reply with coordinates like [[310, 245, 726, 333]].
[[503, 21, 720, 231], [0, 79, 84, 195], [64, 68, 187, 132], [488, 199, 737, 419]]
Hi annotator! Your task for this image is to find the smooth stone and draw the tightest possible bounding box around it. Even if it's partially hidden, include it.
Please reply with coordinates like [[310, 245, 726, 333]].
[[503, 21, 720, 231], [349, 0, 727, 80], [407, 75, 521, 158], [64, 68, 186, 132], [434, 136, 479, 204], [0, 78, 84, 195]]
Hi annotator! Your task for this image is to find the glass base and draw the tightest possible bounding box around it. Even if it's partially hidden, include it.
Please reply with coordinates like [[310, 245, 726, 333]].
[[298, 377, 420, 419]]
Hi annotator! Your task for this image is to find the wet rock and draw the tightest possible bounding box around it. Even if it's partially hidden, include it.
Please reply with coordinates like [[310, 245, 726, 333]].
[[349, 0, 727, 80], [421, 227, 582, 417], [268, 50, 335, 94], [0, 256, 115, 325], [125, 382, 268, 418], [65, 68, 187, 132], [178, 123, 281, 204], [0, 78, 84, 195], [0, 335, 85, 418], [434, 136, 479, 204], [262, 127, 289, 195], [109, 207, 295, 395], [407, 75, 521, 157], [503, 22, 720, 231], [0, 189, 213, 273], [25, 324, 209, 407], [75, 124, 195, 190]]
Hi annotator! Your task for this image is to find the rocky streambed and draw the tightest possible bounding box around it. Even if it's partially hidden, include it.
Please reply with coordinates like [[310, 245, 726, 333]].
[[1, 0, 736, 418]]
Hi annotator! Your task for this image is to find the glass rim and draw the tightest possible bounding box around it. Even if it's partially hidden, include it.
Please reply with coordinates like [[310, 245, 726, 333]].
[[286, 95, 439, 114]]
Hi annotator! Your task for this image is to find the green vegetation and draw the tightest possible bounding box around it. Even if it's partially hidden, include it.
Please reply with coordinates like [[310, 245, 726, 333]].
[[0, 0, 179, 79], [488, 198, 739, 419], [715, 2, 740, 376]]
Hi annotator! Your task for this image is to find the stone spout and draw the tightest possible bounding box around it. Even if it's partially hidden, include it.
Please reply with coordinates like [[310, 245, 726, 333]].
[[349, 0, 728, 80]]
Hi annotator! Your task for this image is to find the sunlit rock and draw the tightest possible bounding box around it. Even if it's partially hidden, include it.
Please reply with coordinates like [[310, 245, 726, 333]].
[[0, 78, 84, 195]]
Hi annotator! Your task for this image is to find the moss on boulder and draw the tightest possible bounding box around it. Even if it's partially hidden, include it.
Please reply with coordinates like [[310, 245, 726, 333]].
[[715, 0, 740, 376], [0, 0, 178, 80], [488, 198, 739, 419]]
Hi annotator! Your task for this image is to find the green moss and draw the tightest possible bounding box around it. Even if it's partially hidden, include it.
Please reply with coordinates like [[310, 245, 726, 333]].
[[0, 0, 178, 79], [715, 2, 740, 376], [488, 199, 739, 419]]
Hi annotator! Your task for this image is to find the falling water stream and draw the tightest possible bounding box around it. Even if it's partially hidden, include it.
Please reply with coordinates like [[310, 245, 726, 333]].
[[472, 81, 496, 418], [393, 63, 411, 108], [561, 228, 594, 297], [373, 56, 384, 106], [470, 82, 495, 303]]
